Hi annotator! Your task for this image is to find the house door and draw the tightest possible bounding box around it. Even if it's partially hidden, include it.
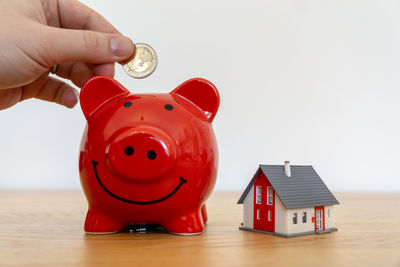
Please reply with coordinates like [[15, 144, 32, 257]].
[[314, 206, 325, 231], [316, 210, 323, 230]]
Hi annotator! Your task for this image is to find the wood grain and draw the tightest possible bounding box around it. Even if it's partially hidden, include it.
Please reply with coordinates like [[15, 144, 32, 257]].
[[0, 191, 399, 266]]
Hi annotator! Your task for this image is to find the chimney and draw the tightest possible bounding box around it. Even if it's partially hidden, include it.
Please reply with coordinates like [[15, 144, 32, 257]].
[[284, 161, 291, 177]]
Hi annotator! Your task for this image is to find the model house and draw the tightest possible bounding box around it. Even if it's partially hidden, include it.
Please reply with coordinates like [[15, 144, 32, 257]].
[[237, 161, 339, 237]]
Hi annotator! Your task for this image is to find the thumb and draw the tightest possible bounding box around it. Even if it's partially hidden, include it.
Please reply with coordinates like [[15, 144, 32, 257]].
[[42, 27, 135, 66]]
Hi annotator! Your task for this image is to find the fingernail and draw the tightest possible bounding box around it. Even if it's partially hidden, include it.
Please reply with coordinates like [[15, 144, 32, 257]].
[[62, 89, 78, 108], [110, 37, 133, 58]]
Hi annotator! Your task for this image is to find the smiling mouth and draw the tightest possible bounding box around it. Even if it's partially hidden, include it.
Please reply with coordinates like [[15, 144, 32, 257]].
[[92, 160, 187, 205]]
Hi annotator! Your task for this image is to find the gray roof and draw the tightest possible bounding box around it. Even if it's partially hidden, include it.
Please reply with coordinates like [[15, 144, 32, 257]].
[[237, 165, 339, 209]]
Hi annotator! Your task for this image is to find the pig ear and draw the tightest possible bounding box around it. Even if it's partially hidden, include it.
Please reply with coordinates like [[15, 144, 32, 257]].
[[80, 75, 129, 119], [171, 78, 220, 122]]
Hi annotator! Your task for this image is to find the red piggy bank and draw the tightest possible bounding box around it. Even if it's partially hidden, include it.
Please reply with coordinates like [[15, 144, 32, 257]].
[[78, 76, 219, 235]]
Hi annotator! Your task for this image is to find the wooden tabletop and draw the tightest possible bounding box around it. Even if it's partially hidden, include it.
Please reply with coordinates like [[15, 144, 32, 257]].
[[0, 191, 399, 266]]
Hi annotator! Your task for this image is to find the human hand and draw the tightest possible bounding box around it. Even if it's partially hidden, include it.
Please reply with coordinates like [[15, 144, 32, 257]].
[[0, 0, 135, 110]]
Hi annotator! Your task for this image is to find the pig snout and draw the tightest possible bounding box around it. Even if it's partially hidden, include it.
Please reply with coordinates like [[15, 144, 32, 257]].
[[105, 126, 177, 182]]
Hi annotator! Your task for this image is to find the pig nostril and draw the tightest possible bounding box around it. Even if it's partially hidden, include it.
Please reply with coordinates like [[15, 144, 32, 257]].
[[147, 150, 157, 160], [124, 146, 134, 156]]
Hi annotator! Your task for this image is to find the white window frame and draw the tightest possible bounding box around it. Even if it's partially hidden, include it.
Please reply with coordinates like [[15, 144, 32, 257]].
[[267, 186, 273, 205], [268, 211, 272, 221], [257, 209, 260, 220], [302, 212, 307, 223], [256, 186, 262, 204], [292, 213, 298, 224]]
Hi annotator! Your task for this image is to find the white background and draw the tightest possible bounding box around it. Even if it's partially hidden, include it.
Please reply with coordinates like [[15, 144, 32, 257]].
[[0, 0, 399, 191]]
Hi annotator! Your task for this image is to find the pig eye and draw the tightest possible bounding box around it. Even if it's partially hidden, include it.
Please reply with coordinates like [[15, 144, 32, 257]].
[[147, 150, 157, 160], [124, 146, 134, 156], [124, 101, 132, 108], [164, 104, 173, 111]]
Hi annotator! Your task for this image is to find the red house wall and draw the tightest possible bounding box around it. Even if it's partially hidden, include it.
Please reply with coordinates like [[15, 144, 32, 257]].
[[253, 172, 275, 232]]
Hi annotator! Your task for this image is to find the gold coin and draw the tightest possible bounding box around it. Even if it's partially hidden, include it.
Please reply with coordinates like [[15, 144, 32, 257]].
[[123, 43, 157, 79]]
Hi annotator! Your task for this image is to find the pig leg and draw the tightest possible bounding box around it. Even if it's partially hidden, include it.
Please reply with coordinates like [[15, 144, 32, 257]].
[[201, 204, 208, 224], [163, 209, 204, 235], [84, 209, 125, 234]]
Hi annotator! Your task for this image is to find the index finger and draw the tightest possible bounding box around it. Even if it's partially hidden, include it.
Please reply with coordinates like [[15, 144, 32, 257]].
[[45, 0, 121, 34]]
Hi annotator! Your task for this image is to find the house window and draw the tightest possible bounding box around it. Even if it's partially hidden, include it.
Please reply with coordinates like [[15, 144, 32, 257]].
[[256, 186, 262, 204], [267, 186, 273, 205], [328, 209, 330, 218], [268, 211, 272, 221], [257, 209, 260, 220], [302, 212, 307, 223], [292, 213, 297, 224]]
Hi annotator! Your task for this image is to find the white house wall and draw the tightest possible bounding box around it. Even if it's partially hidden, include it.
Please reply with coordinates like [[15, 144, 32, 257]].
[[325, 205, 335, 229], [242, 185, 254, 228], [274, 196, 316, 235], [275, 202, 336, 236], [286, 207, 315, 235], [274, 194, 287, 234]]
